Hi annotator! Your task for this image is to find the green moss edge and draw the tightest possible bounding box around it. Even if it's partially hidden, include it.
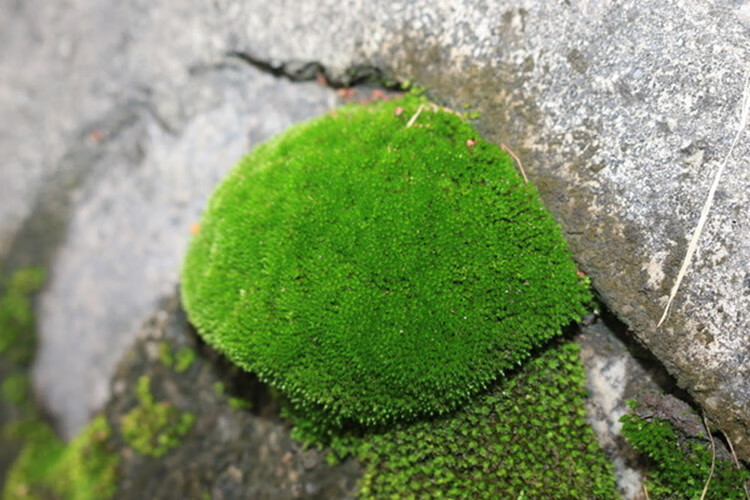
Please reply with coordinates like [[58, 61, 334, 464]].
[[295, 340, 618, 498], [182, 94, 592, 427]]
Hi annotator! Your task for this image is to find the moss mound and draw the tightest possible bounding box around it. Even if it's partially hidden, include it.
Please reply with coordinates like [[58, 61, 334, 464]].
[[182, 95, 590, 425], [351, 341, 618, 498]]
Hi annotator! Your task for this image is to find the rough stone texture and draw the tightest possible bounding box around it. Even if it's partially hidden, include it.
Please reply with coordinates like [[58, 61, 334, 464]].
[[1, 0, 749, 460], [577, 313, 739, 499], [226, 0, 750, 458], [31, 67, 337, 438], [105, 292, 361, 499]]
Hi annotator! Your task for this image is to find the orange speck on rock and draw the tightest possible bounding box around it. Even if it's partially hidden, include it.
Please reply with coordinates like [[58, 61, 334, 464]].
[[89, 129, 104, 143]]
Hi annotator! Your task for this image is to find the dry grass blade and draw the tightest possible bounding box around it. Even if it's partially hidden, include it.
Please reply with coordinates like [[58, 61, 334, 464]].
[[721, 429, 750, 500], [500, 143, 529, 183], [406, 104, 425, 127], [657, 70, 750, 327], [700, 414, 716, 500]]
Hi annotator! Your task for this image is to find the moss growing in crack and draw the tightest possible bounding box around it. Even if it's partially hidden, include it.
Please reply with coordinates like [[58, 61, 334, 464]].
[[293, 341, 617, 498], [2, 416, 119, 500], [120, 375, 195, 458], [0, 268, 45, 366], [182, 94, 591, 427], [621, 411, 750, 499]]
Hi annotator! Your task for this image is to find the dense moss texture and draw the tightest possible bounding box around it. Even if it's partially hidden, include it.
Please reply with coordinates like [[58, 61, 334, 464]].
[[182, 95, 590, 426], [621, 412, 750, 499], [318, 341, 617, 498], [2, 416, 119, 500], [120, 376, 195, 458]]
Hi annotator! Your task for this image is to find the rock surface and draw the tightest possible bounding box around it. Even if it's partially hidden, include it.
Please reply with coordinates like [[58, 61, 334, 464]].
[[30, 66, 337, 438], [105, 292, 361, 499], [228, 0, 750, 458], [1, 0, 748, 461]]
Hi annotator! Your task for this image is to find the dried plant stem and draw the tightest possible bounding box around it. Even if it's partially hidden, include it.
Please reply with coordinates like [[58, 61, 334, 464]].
[[721, 429, 750, 500], [700, 414, 716, 500], [500, 143, 529, 183], [657, 70, 750, 327], [406, 104, 425, 127]]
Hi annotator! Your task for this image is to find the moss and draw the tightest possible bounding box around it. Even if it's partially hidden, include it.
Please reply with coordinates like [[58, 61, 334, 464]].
[[2, 422, 63, 500], [2, 416, 119, 500], [120, 375, 195, 458], [0, 268, 47, 491], [182, 95, 591, 427], [158, 343, 196, 373], [0, 268, 45, 366], [295, 341, 617, 498], [621, 411, 750, 499], [228, 397, 252, 410], [157, 341, 173, 368], [173, 347, 196, 373], [0, 375, 30, 407]]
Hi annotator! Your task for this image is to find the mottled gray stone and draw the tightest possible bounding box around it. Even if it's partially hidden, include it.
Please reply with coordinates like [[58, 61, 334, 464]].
[[30, 66, 337, 437], [225, 0, 750, 458], [1, 0, 748, 458]]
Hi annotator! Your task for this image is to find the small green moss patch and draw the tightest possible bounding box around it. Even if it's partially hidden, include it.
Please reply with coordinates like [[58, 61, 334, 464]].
[[120, 376, 195, 458], [2, 416, 119, 500], [0, 268, 45, 366], [621, 411, 750, 499], [1, 375, 30, 406], [182, 95, 590, 426], [158, 342, 196, 373]]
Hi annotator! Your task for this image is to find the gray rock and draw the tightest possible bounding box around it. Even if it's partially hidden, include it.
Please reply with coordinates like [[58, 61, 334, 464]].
[[225, 0, 750, 458], [1, 0, 748, 458], [30, 66, 337, 438], [104, 292, 361, 499]]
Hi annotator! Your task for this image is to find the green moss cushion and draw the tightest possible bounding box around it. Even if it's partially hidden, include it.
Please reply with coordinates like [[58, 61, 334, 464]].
[[181, 95, 590, 425]]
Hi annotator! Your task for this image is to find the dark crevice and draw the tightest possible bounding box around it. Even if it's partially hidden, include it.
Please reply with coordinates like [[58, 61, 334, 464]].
[[186, 317, 283, 422], [225, 50, 401, 89]]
